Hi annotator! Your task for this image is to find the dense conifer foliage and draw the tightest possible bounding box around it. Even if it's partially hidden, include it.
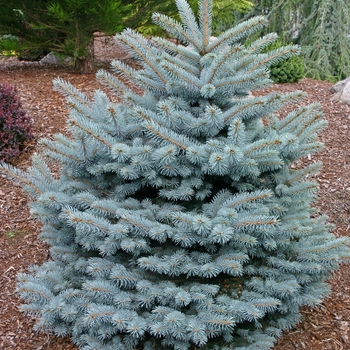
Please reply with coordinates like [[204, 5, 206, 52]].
[[246, 0, 350, 81], [1, 1, 349, 349], [264, 41, 304, 83], [0, 0, 127, 72]]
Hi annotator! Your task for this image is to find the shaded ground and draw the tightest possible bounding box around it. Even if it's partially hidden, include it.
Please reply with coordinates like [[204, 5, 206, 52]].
[[0, 38, 349, 349]]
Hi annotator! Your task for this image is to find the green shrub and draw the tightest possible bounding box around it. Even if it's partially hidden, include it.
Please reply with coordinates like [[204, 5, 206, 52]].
[[0, 35, 21, 56], [266, 40, 305, 83]]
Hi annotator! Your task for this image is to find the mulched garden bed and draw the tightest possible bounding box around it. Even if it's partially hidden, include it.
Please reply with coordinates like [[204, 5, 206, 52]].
[[0, 38, 349, 349]]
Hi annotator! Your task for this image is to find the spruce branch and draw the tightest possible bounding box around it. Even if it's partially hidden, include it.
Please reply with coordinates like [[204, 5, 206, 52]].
[[40, 138, 84, 164], [145, 121, 199, 150], [53, 78, 91, 108], [162, 53, 201, 77], [285, 162, 323, 186], [207, 16, 267, 53], [176, 0, 202, 46], [246, 45, 301, 74], [161, 60, 201, 89], [68, 120, 113, 149], [152, 37, 201, 64], [277, 103, 321, 132], [110, 59, 140, 86], [244, 138, 284, 156], [224, 190, 272, 210], [152, 12, 202, 52], [202, 44, 243, 85], [0, 162, 43, 196], [116, 29, 168, 85], [199, 0, 213, 47], [215, 68, 269, 94], [247, 33, 279, 54], [96, 69, 131, 97]]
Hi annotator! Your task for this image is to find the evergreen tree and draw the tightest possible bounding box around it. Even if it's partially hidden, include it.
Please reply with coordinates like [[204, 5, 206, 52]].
[[0, 0, 128, 72], [122, 0, 253, 36], [247, 0, 350, 81], [0, 0, 53, 59], [245, 0, 301, 36], [296, 0, 350, 81], [1, 0, 349, 349]]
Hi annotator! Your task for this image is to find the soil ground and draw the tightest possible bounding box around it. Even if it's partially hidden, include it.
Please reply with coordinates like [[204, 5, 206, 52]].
[[0, 37, 349, 349]]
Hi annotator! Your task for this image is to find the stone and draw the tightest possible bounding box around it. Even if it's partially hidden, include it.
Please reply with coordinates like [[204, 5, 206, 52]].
[[39, 52, 70, 65], [330, 77, 350, 104], [330, 77, 350, 93], [39, 52, 61, 65]]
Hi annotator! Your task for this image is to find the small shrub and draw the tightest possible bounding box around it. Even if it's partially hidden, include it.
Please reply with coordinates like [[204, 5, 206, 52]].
[[0, 83, 33, 161], [266, 40, 305, 83], [0, 35, 21, 57]]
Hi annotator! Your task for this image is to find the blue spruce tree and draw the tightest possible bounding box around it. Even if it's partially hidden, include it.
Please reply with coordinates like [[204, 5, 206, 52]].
[[1, 0, 349, 349]]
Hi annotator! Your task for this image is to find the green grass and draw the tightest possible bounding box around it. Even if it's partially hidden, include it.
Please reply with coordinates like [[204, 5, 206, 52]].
[[3, 230, 19, 239]]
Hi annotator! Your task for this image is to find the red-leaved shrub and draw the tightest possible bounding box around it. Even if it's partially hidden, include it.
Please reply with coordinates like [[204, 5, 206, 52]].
[[0, 83, 33, 161]]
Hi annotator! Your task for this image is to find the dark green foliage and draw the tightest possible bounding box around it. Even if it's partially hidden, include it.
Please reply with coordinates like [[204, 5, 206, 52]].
[[265, 41, 304, 83], [0, 83, 33, 161], [0, 1, 56, 60], [0, 0, 128, 71], [0, 35, 22, 57], [270, 58, 304, 83], [244, 0, 350, 81], [122, 0, 253, 36], [1, 1, 349, 349], [297, 0, 350, 82]]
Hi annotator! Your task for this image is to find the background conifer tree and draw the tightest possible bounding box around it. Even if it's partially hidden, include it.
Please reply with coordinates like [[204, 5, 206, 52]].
[[1, 0, 349, 349], [0, 0, 128, 72], [123, 0, 253, 35], [246, 0, 350, 81]]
